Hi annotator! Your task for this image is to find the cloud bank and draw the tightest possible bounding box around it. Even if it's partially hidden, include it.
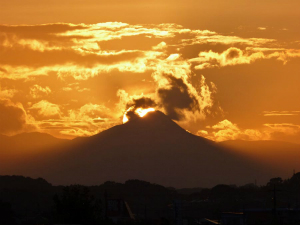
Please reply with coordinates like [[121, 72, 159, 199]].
[[0, 22, 299, 142]]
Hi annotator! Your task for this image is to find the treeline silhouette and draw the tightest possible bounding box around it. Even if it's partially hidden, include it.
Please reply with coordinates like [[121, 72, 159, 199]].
[[0, 173, 299, 225]]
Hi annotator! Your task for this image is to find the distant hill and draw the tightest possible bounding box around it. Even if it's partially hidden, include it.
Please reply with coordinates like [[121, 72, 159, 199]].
[[0, 175, 52, 190], [1, 111, 299, 187], [0, 132, 67, 151], [220, 140, 300, 183], [0, 132, 68, 176]]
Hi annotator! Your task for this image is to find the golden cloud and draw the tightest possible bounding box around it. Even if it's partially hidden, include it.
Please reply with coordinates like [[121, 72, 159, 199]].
[[30, 85, 51, 99], [197, 119, 271, 142], [1, 22, 300, 139], [1, 22, 299, 81], [191, 47, 300, 69], [263, 111, 300, 116], [0, 86, 18, 98], [30, 102, 118, 138], [197, 120, 300, 143], [30, 100, 62, 119], [68, 103, 112, 121]]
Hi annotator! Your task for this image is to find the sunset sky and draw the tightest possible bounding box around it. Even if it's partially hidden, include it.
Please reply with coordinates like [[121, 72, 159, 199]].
[[1, 0, 300, 144]]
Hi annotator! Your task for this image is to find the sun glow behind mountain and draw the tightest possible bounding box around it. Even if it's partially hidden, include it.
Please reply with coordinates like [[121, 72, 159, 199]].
[[123, 107, 155, 124]]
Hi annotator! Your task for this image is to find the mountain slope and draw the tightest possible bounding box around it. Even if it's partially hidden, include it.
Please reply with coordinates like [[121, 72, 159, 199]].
[[32, 111, 271, 187]]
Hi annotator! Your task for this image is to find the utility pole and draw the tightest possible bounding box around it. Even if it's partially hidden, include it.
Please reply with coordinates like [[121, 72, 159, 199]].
[[104, 189, 108, 221], [269, 184, 283, 225], [144, 204, 147, 220], [273, 184, 277, 215]]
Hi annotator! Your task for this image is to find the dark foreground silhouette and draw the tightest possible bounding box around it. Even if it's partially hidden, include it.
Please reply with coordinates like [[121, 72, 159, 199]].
[[0, 173, 299, 225]]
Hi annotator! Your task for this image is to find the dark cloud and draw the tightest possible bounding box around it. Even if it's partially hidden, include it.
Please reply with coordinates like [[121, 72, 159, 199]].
[[0, 98, 27, 135], [226, 48, 241, 60], [157, 75, 199, 121], [125, 110, 140, 121], [126, 97, 157, 109], [125, 97, 157, 121]]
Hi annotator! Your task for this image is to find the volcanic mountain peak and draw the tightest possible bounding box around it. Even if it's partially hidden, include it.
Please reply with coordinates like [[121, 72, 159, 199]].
[[91, 110, 193, 143], [125, 110, 185, 130]]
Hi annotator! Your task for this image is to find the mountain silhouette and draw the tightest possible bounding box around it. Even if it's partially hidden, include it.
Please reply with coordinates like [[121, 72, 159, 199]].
[[30, 111, 271, 187], [1, 111, 299, 187]]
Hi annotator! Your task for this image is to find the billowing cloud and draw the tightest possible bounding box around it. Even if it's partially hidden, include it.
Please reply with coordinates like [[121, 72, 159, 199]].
[[155, 71, 217, 122], [197, 119, 271, 142], [157, 75, 200, 120], [116, 89, 156, 119], [118, 71, 217, 123], [30, 100, 62, 119]]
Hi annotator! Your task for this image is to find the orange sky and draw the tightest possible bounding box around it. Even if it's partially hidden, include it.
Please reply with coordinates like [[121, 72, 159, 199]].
[[1, 0, 300, 144]]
